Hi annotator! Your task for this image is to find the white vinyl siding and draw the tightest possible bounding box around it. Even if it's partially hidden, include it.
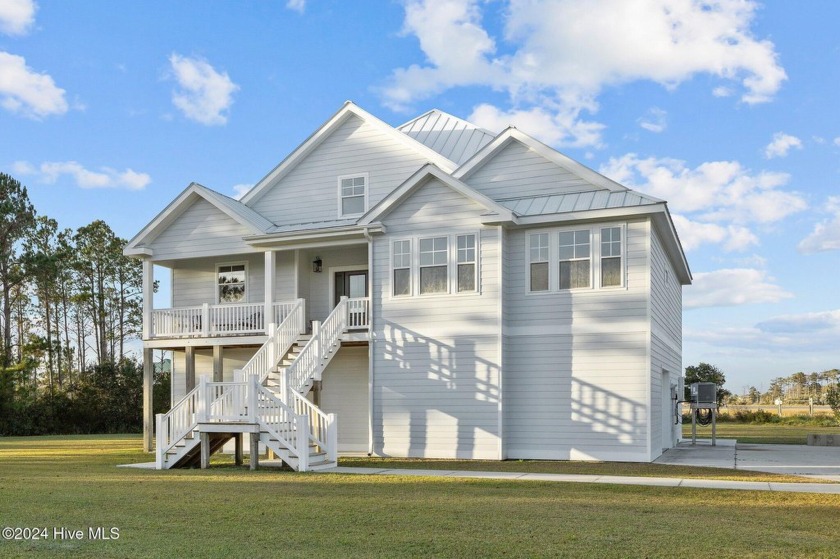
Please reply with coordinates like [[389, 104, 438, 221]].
[[148, 198, 254, 261], [464, 139, 595, 200], [320, 346, 370, 453], [503, 219, 652, 461], [372, 177, 501, 459], [251, 115, 431, 225]]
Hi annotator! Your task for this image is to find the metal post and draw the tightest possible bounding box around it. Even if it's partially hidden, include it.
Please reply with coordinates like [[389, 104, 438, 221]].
[[691, 407, 697, 445], [711, 406, 717, 446], [143, 348, 154, 452]]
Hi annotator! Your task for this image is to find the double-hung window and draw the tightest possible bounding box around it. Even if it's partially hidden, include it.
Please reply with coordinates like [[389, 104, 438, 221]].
[[338, 174, 367, 217], [600, 226, 622, 287], [217, 263, 246, 303], [393, 240, 412, 297], [529, 233, 549, 292], [456, 234, 477, 293], [559, 230, 591, 289], [419, 237, 448, 294]]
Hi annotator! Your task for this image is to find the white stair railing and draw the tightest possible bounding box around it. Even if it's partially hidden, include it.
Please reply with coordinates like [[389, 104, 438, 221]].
[[290, 391, 337, 462], [239, 298, 305, 385], [285, 296, 350, 394], [155, 384, 201, 469]]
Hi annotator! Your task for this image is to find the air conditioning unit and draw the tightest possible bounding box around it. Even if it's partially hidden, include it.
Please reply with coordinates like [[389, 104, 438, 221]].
[[690, 382, 716, 404]]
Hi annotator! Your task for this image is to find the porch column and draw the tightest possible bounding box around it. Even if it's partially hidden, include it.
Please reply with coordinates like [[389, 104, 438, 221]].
[[143, 347, 154, 452], [264, 250, 276, 332], [185, 346, 196, 391], [213, 345, 224, 382], [142, 259, 154, 339]]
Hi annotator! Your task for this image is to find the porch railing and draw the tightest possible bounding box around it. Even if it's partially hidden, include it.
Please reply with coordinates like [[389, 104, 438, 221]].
[[149, 301, 300, 338]]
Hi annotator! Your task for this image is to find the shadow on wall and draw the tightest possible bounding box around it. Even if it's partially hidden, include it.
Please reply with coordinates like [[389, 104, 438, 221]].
[[373, 320, 500, 459]]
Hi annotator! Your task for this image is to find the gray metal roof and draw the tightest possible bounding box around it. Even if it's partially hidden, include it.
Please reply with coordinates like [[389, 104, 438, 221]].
[[265, 218, 360, 235], [398, 110, 496, 165], [498, 189, 664, 216]]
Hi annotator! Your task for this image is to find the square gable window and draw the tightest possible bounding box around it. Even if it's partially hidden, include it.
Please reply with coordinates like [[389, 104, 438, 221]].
[[338, 174, 368, 217]]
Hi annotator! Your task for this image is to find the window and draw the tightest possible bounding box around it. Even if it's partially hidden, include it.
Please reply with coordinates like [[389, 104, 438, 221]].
[[338, 174, 367, 216], [393, 240, 411, 296], [559, 230, 591, 289], [456, 234, 477, 292], [217, 263, 246, 303], [601, 227, 622, 287], [419, 237, 448, 294], [529, 233, 549, 292]]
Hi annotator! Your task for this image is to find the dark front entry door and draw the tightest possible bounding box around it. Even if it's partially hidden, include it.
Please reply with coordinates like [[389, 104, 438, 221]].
[[334, 270, 368, 305]]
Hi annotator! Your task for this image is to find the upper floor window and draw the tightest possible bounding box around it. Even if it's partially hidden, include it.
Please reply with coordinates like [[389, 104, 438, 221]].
[[419, 236, 448, 294], [529, 233, 549, 292], [600, 226, 622, 287], [456, 234, 477, 293], [218, 263, 246, 303], [338, 173, 368, 217], [393, 240, 412, 297], [559, 230, 591, 289]]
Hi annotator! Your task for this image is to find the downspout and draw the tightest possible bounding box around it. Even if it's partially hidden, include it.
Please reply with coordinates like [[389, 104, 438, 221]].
[[363, 227, 375, 456]]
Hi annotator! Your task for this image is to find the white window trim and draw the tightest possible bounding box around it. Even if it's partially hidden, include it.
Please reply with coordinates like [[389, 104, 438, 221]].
[[215, 261, 249, 304], [389, 231, 481, 299], [337, 172, 369, 218], [525, 223, 626, 294]]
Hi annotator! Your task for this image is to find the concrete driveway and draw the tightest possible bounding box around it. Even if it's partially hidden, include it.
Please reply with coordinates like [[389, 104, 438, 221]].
[[654, 439, 840, 481]]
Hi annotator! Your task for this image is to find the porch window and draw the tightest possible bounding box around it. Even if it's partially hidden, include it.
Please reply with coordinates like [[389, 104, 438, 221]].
[[419, 236, 448, 294], [529, 233, 549, 292], [338, 174, 367, 217], [456, 234, 477, 293], [601, 226, 622, 287], [559, 230, 591, 290], [217, 263, 246, 303], [393, 240, 411, 297]]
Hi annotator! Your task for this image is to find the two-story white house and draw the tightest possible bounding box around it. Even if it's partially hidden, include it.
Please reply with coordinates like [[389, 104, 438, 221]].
[[126, 102, 691, 470]]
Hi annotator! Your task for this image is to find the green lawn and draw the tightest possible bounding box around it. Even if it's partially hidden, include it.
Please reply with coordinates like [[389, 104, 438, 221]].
[[1, 435, 839, 558], [683, 421, 840, 444]]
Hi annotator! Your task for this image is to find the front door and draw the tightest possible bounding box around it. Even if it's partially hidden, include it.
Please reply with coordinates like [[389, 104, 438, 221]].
[[335, 270, 368, 328]]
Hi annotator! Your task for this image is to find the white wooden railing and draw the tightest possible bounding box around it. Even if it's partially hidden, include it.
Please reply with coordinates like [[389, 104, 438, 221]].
[[155, 384, 201, 469], [256, 384, 310, 471], [150, 301, 301, 338], [291, 390, 337, 462], [346, 297, 370, 329], [238, 299, 305, 385]]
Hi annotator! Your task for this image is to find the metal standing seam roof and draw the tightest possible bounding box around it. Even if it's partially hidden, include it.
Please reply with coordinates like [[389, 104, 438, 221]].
[[498, 189, 664, 216], [398, 110, 496, 165], [195, 184, 276, 233]]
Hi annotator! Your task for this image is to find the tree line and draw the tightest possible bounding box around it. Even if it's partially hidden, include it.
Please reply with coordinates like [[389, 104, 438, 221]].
[[0, 172, 166, 435], [735, 369, 840, 406]]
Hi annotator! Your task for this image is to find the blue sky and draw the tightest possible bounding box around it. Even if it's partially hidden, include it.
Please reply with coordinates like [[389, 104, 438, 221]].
[[1, 0, 838, 392]]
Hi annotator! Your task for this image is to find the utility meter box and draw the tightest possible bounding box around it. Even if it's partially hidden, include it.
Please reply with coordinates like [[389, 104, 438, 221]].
[[690, 382, 717, 404]]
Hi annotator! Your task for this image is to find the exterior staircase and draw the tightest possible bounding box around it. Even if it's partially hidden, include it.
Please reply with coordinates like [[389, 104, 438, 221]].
[[155, 296, 368, 471]]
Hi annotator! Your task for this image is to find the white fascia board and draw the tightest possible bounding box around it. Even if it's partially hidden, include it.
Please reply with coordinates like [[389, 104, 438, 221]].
[[359, 164, 516, 226], [125, 183, 267, 253], [241, 102, 457, 205], [454, 129, 628, 193], [124, 247, 154, 258], [651, 210, 692, 285], [513, 203, 664, 226], [244, 224, 384, 247]]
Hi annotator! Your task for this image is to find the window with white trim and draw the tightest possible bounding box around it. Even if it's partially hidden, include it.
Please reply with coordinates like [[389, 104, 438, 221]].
[[338, 174, 367, 216], [456, 234, 477, 293], [529, 233, 549, 292], [559, 229, 591, 289], [419, 236, 448, 294], [600, 226, 622, 287], [392, 240, 411, 297], [217, 263, 247, 303]]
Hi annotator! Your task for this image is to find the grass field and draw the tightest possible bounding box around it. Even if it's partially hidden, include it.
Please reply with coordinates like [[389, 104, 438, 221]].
[[1, 435, 840, 558], [682, 421, 840, 444]]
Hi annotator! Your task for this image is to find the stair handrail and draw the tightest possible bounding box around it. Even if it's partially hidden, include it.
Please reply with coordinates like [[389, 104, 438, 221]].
[[285, 296, 348, 394], [155, 384, 201, 469], [289, 389, 337, 462], [239, 298, 305, 385], [254, 381, 309, 469]]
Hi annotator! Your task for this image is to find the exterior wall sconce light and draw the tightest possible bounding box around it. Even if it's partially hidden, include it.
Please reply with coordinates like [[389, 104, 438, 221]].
[[313, 257, 323, 273]]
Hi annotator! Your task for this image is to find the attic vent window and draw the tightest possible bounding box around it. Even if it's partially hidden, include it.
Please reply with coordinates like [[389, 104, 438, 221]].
[[338, 173, 368, 217]]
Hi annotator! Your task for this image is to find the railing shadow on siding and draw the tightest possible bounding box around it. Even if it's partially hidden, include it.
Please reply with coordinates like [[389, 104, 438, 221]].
[[374, 320, 500, 459]]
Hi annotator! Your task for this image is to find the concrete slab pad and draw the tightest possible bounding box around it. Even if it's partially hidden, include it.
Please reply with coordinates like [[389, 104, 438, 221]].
[[116, 462, 157, 469]]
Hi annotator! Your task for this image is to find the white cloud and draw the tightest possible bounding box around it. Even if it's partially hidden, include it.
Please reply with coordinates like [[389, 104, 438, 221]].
[[168, 54, 239, 125], [0, 51, 67, 118], [14, 160, 151, 190], [685, 268, 793, 309], [712, 86, 732, 98], [600, 154, 806, 252], [232, 184, 252, 200], [638, 107, 667, 133], [834, 137, 840, 147], [286, 0, 306, 13], [798, 196, 840, 253], [764, 132, 802, 159], [469, 103, 605, 148], [383, 0, 786, 147], [0, 0, 36, 36]]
